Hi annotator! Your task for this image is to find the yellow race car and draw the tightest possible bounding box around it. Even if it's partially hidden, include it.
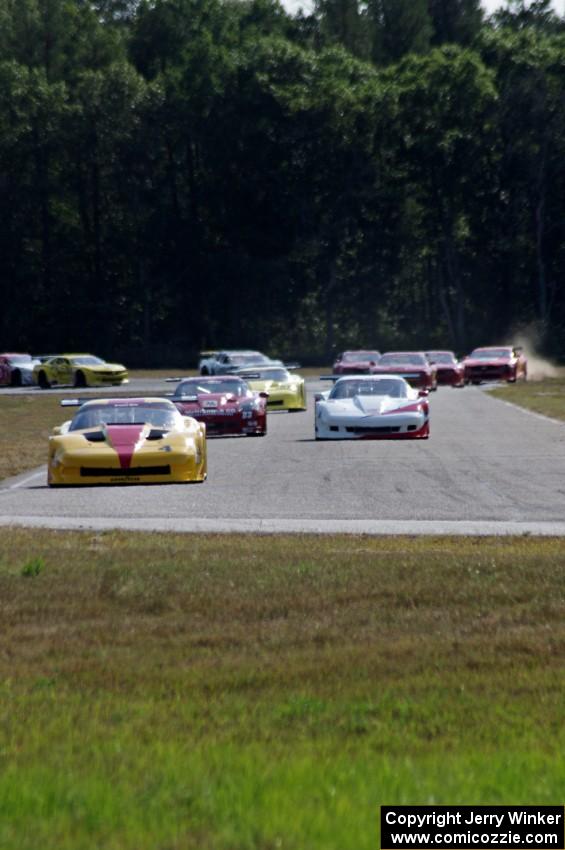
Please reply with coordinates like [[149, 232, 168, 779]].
[[235, 366, 307, 411], [48, 397, 207, 486], [34, 354, 128, 388]]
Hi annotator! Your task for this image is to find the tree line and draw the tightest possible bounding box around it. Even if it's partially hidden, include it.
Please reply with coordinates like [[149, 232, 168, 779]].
[[0, 0, 564, 364]]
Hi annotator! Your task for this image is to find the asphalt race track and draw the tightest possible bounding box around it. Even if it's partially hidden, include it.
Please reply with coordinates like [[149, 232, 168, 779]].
[[2, 380, 565, 535]]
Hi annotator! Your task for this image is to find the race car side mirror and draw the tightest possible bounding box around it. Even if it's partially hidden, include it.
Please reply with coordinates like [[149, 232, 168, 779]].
[[52, 425, 62, 435], [418, 390, 429, 398], [314, 392, 324, 402], [259, 391, 269, 398]]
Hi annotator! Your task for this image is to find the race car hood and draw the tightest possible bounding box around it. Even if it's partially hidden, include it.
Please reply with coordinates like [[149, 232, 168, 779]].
[[83, 362, 126, 372], [62, 423, 174, 469], [329, 395, 418, 416], [247, 379, 297, 392], [176, 393, 240, 411]]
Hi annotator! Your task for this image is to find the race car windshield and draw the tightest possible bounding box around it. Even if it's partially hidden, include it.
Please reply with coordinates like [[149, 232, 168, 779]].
[[242, 368, 289, 381], [469, 349, 511, 360], [71, 356, 106, 366], [331, 379, 407, 399], [70, 403, 180, 431], [427, 352, 455, 364], [341, 352, 380, 362], [379, 354, 426, 366], [177, 379, 247, 397]]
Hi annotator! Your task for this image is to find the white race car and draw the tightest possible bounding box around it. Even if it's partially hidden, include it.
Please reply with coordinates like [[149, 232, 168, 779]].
[[314, 375, 429, 440], [198, 350, 283, 375]]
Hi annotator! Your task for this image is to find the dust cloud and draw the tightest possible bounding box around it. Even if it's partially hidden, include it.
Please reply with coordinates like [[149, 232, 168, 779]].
[[506, 328, 561, 380]]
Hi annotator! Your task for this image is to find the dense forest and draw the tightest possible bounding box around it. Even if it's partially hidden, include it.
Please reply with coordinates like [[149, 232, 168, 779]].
[[0, 0, 564, 364]]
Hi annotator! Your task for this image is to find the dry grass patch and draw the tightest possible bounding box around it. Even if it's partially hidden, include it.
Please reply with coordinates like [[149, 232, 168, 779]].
[[0, 394, 70, 480], [490, 377, 565, 421]]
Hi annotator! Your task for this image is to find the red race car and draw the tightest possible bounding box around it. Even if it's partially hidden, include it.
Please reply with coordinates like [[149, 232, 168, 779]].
[[463, 346, 527, 384], [370, 351, 437, 391], [169, 376, 268, 436], [332, 350, 381, 375], [425, 351, 465, 387]]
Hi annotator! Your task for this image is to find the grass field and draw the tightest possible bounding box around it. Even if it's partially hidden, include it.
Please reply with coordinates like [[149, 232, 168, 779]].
[[1, 530, 564, 849], [490, 377, 565, 421]]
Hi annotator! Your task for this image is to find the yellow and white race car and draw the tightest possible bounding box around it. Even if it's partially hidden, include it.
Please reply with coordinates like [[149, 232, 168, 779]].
[[235, 366, 307, 411], [48, 397, 207, 486], [34, 354, 128, 388]]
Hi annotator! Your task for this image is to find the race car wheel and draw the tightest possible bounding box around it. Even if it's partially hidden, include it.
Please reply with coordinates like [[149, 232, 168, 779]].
[[74, 370, 87, 388], [38, 371, 50, 389], [200, 367, 209, 376], [10, 370, 22, 387]]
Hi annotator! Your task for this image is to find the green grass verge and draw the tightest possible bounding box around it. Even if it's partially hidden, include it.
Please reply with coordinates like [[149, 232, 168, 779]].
[[1, 531, 564, 849], [489, 377, 565, 421]]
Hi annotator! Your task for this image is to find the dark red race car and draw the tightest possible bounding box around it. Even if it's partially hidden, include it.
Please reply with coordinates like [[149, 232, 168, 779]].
[[463, 346, 527, 384], [370, 351, 437, 391], [169, 376, 268, 436], [425, 351, 465, 387], [332, 350, 381, 375]]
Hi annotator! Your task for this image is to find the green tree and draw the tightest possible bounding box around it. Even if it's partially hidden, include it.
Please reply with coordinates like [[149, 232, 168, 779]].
[[429, 0, 483, 45], [314, 0, 368, 59], [386, 46, 498, 347], [479, 28, 565, 336], [491, 0, 564, 33], [368, 0, 432, 65]]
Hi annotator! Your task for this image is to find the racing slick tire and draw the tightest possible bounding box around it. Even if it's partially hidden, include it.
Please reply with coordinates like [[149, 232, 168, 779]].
[[37, 371, 51, 389], [10, 370, 22, 387], [74, 370, 87, 388]]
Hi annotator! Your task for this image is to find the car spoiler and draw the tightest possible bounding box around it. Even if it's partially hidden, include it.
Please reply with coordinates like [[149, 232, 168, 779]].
[[199, 350, 219, 358], [319, 375, 344, 382], [284, 362, 301, 370]]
